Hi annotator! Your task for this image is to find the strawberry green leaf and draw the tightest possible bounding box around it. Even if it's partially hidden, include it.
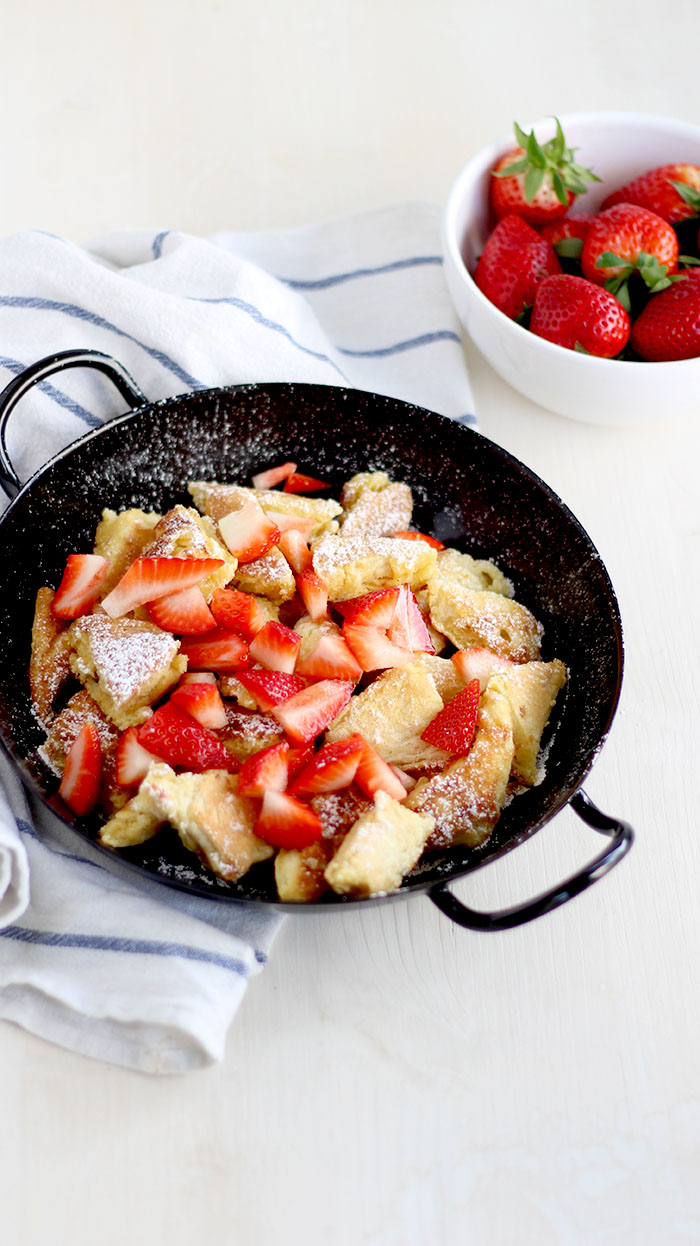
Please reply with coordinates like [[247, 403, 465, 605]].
[[597, 251, 632, 273], [492, 157, 529, 178], [636, 252, 672, 290], [669, 180, 700, 213], [554, 237, 584, 259], [551, 168, 569, 206], [526, 129, 545, 168], [605, 277, 631, 313], [513, 121, 530, 149], [573, 342, 591, 354], [524, 165, 545, 202], [550, 118, 566, 163], [679, 254, 700, 266]]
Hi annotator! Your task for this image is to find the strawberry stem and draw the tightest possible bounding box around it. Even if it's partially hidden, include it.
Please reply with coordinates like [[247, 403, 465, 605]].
[[493, 117, 600, 205]]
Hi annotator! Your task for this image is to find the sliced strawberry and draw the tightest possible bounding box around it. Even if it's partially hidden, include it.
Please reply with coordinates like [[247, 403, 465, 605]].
[[237, 668, 306, 713], [295, 633, 362, 681], [390, 763, 417, 792], [249, 620, 301, 674], [342, 623, 413, 672], [210, 588, 269, 640], [255, 789, 324, 850], [252, 461, 297, 489], [101, 556, 224, 619], [115, 726, 159, 787], [451, 647, 515, 691], [421, 679, 480, 755], [147, 585, 215, 634], [137, 704, 239, 773], [51, 554, 110, 620], [386, 586, 435, 654], [237, 742, 290, 798], [270, 679, 354, 743], [181, 670, 217, 684], [265, 511, 315, 539], [286, 743, 315, 781], [283, 472, 329, 494], [180, 629, 249, 671], [168, 682, 228, 729], [290, 735, 365, 797], [278, 528, 313, 575], [58, 721, 102, 815], [354, 739, 407, 802], [334, 587, 400, 629], [218, 500, 281, 564], [296, 569, 329, 623], [393, 530, 445, 551]]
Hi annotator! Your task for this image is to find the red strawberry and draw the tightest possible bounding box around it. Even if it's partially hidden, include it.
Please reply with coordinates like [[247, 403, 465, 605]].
[[180, 629, 249, 671], [421, 680, 480, 755], [490, 119, 599, 226], [218, 500, 280, 564], [295, 633, 362, 682], [278, 528, 313, 575], [630, 269, 700, 361], [601, 163, 700, 224], [115, 726, 159, 787], [270, 679, 354, 743], [529, 274, 630, 357], [180, 670, 217, 684], [209, 588, 269, 640], [286, 743, 315, 781], [249, 620, 301, 673], [386, 586, 435, 654], [147, 585, 215, 634], [474, 214, 561, 320], [581, 204, 679, 309], [290, 735, 366, 797], [354, 739, 407, 802], [252, 461, 297, 489], [296, 569, 328, 623], [51, 554, 110, 620], [58, 722, 102, 815], [283, 472, 329, 493], [237, 669, 306, 712], [137, 704, 239, 773], [393, 530, 445, 550], [255, 789, 323, 850], [168, 681, 228, 729], [237, 741, 290, 798], [101, 556, 224, 618], [334, 587, 400, 629], [451, 647, 514, 691], [265, 511, 315, 540], [342, 623, 412, 672]]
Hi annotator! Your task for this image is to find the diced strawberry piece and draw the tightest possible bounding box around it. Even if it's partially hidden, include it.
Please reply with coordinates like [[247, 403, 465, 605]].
[[115, 726, 159, 787], [147, 585, 215, 634], [101, 556, 224, 619], [342, 623, 413, 672], [249, 620, 301, 673], [386, 586, 435, 654], [51, 554, 110, 620], [218, 500, 280, 564], [286, 743, 315, 781], [180, 629, 249, 671], [209, 588, 269, 640], [393, 530, 445, 550], [237, 742, 290, 798], [278, 528, 313, 575], [390, 763, 417, 792], [265, 511, 315, 540], [58, 722, 102, 815], [270, 679, 354, 743], [237, 669, 306, 712], [334, 587, 400, 628], [181, 670, 217, 684], [283, 472, 329, 494], [137, 704, 239, 773], [168, 681, 228, 729], [354, 738, 407, 802], [421, 680, 481, 755], [255, 789, 324, 850], [451, 647, 514, 691], [290, 734, 365, 797], [296, 569, 328, 622], [295, 633, 363, 682], [252, 461, 297, 489]]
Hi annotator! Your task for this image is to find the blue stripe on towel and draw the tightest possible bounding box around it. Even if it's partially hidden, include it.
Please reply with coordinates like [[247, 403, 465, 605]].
[[0, 355, 102, 427], [192, 295, 348, 379], [152, 230, 171, 259], [281, 254, 443, 291], [337, 328, 461, 358], [0, 925, 251, 976]]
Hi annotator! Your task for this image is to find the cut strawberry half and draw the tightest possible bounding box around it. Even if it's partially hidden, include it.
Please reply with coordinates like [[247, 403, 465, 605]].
[[386, 585, 435, 654], [255, 789, 323, 850], [101, 556, 224, 619], [237, 742, 290, 798], [451, 647, 514, 691], [286, 743, 315, 781], [393, 530, 445, 550], [252, 461, 297, 490], [218, 500, 280, 564], [137, 704, 239, 773], [334, 587, 400, 628], [295, 633, 362, 682], [278, 528, 313, 575], [181, 670, 216, 684], [354, 739, 407, 802], [237, 669, 306, 713], [179, 629, 249, 671], [115, 726, 159, 787], [290, 734, 365, 797], [209, 588, 269, 640], [421, 679, 481, 755], [147, 585, 215, 634], [283, 472, 329, 494], [58, 721, 102, 815], [342, 623, 413, 672], [168, 681, 228, 729], [51, 554, 110, 620], [270, 679, 354, 743], [249, 620, 301, 673], [296, 569, 328, 623], [265, 511, 315, 540]]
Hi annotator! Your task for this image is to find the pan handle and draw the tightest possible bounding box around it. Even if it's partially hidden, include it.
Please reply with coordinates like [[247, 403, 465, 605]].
[[428, 789, 633, 931], [0, 349, 147, 498]]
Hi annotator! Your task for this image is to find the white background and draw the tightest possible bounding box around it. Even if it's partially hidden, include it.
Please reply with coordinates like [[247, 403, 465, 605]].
[[1, 2, 700, 1243]]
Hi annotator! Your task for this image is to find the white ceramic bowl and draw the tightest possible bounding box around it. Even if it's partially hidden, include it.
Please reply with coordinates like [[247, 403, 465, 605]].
[[443, 111, 700, 426]]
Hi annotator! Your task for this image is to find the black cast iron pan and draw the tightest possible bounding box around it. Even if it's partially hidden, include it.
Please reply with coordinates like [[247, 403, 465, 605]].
[[0, 350, 633, 930]]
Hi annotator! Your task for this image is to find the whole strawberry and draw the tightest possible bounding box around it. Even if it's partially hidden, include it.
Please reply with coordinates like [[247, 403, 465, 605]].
[[581, 204, 679, 310], [601, 163, 700, 224], [529, 274, 630, 357], [490, 119, 599, 227], [630, 269, 700, 361], [540, 212, 595, 254], [474, 214, 561, 320]]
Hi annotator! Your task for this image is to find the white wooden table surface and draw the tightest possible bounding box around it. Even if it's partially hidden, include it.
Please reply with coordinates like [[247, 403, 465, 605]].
[[1, 2, 699, 1243]]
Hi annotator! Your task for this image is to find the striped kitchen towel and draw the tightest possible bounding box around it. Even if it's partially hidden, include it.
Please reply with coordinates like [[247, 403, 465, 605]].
[[0, 201, 475, 1074]]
